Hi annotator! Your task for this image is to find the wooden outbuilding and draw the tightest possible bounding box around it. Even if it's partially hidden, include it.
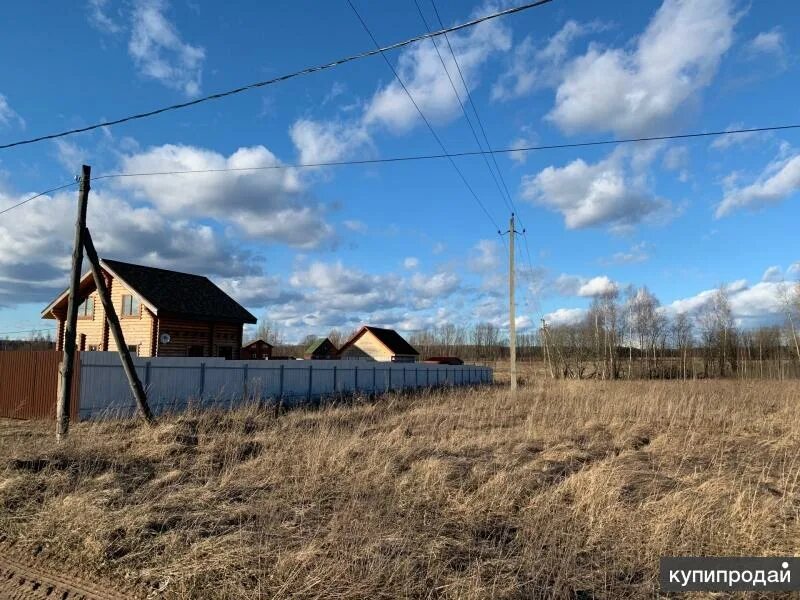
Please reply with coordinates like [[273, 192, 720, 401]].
[[41, 259, 256, 358], [241, 339, 273, 360], [304, 337, 338, 360], [337, 326, 419, 362]]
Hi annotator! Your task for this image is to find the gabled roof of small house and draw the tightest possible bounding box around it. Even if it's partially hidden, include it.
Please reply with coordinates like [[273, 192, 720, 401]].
[[42, 258, 257, 324], [338, 326, 419, 357], [243, 338, 274, 349], [305, 337, 336, 355]]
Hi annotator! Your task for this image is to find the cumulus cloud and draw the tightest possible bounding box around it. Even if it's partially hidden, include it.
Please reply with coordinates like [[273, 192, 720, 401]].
[[578, 276, 618, 297], [116, 143, 334, 248], [553, 273, 618, 297], [544, 307, 587, 326], [716, 152, 800, 217], [289, 118, 372, 165], [468, 239, 502, 272], [363, 14, 510, 133], [762, 266, 783, 283], [663, 277, 792, 326], [0, 94, 24, 129], [548, 0, 736, 135], [521, 148, 673, 231], [492, 20, 601, 101], [129, 0, 205, 96], [290, 4, 509, 161], [747, 27, 786, 58], [601, 241, 651, 265], [0, 187, 259, 307], [403, 257, 419, 270]]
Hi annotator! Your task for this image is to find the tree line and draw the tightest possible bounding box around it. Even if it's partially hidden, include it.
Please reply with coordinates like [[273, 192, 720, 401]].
[[249, 280, 800, 379]]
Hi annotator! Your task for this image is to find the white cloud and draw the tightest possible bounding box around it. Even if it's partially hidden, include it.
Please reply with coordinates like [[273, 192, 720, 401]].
[[710, 122, 769, 151], [549, 0, 736, 135], [0, 188, 258, 307], [410, 272, 460, 299], [747, 27, 786, 57], [716, 152, 800, 217], [762, 266, 783, 283], [578, 275, 618, 297], [290, 4, 511, 161], [492, 20, 600, 101], [87, 0, 122, 34], [662, 274, 798, 326], [551, 273, 618, 297], [403, 257, 419, 270], [0, 94, 24, 129], [469, 239, 501, 272], [544, 307, 587, 326], [602, 241, 651, 265], [343, 219, 368, 233], [289, 118, 372, 165], [117, 143, 334, 248], [521, 148, 673, 230], [129, 0, 205, 96], [364, 14, 510, 133]]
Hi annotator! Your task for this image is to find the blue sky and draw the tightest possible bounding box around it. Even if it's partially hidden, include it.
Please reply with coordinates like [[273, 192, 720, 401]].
[[0, 0, 798, 342]]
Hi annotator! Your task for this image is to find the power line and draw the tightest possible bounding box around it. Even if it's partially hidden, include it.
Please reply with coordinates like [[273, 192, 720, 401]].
[[346, 0, 502, 232], [90, 122, 800, 179], [1, 123, 797, 218], [429, 0, 519, 219], [411, 0, 513, 214], [0, 0, 554, 151], [0, 182, 77, 216]]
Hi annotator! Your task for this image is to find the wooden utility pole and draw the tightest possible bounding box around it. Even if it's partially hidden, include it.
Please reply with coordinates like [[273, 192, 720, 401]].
[[83, 229, 154, 423], [57, 165, 90, 441], [508, 213, 517, 392]]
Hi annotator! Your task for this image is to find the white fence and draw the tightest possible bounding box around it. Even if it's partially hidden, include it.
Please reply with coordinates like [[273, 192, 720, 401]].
[[77, 352, 493, 419]]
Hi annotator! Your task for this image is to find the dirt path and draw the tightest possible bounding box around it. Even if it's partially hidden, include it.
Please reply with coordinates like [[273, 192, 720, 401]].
[[0, 545, 139, 600]]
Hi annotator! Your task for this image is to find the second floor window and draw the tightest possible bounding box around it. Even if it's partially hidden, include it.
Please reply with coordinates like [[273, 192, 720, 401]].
[[77, 297, 94, 318], [121, 294, 140, 317]]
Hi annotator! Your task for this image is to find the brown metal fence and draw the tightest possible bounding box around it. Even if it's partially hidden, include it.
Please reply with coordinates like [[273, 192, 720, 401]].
[[0, 351, 79, 420]]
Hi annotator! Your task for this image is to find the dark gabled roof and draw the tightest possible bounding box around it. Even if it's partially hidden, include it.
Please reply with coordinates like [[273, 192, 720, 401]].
[[102, 259, 256, 324], [341, 326, 419, 356], [243, 339, 274, 349], [304, 337, 330, 355]]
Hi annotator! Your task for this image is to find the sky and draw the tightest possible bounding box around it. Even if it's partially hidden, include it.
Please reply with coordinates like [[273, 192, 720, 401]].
[[0, 0, 798, 342]]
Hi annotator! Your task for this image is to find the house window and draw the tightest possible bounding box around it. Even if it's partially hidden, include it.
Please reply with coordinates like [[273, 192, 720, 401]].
[[188, 345, 204, 357], [87, 345, 99, 352], [77, 297, 94, 318], [121, 294, 140, 317], [218, 346, 233, 360], [127, 344, 138, 356]]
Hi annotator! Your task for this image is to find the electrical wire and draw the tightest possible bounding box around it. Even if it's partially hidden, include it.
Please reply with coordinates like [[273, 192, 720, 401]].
[[1, 123, 797, 218], [0, 0, 555, 151], [0, 182, 77, 216], [346, 0, 502, 232], [411, 0, 513, 214], [90, 123, 800, 180], [429, 0, 519, 219]]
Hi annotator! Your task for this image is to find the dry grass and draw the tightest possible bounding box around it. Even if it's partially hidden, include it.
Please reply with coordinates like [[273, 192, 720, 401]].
[[0, 380, 799, 598]]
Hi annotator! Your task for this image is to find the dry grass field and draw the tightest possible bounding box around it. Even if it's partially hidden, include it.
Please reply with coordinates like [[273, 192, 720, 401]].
[[0, 380, 799, 598]]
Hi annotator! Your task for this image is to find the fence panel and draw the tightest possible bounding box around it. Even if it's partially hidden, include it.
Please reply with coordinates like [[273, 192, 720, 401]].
[[75, 354, 493, 419], [0, 351, 79, 420]]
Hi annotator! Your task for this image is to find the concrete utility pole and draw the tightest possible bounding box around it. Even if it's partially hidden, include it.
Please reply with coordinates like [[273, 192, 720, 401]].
[[57, 165, 90, 441], [508, 213, 517, 392]]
